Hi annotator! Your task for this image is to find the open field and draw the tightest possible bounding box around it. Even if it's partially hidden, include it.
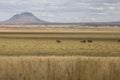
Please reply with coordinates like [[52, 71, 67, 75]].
[[0, 56, 120, 80], [0, 32, 120, 40], [0, 25, 120, 80], [0, 25, 120, 32], [0, 26, 119, 56], [0, 32, 119, 56]]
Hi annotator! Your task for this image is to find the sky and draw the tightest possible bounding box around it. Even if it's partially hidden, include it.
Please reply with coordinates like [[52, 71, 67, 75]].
[[0, 0, 120, 22]]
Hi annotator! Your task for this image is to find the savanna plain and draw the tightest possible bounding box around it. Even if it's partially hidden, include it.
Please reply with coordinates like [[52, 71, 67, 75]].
[[0, 25, 120, 80]]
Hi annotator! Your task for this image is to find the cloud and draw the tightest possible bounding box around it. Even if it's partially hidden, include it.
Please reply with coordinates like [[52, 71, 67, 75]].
[[0, 0, 120, 22]]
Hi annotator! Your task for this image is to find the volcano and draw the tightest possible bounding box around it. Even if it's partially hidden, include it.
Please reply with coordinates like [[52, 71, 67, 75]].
[[0, 12, 46, 25]]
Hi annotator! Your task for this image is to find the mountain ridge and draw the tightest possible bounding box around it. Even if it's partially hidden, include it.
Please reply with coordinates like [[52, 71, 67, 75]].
[[0, 12, 46, 25], [0, 12, 120, 26]]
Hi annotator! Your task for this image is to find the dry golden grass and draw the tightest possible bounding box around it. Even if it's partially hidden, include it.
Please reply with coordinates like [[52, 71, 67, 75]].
[[0, 32, 120, 39], [0, 25, 120, 80], [0, 25, 120, 32], [0, 39, 120, 56], [0, 56, 120, 80]]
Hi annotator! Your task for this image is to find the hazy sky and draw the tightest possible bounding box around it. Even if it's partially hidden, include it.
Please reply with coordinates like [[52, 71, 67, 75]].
[[0, 0, 120, 22]]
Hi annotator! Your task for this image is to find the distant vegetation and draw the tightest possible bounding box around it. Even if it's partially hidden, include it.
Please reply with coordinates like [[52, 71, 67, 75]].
[[0, 25, 120, 32]]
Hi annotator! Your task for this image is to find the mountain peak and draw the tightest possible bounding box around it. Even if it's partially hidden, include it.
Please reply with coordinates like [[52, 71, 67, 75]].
[[20, 12, 34, 16], [12, 12, 35, 19], [0, 12, 46, 25]]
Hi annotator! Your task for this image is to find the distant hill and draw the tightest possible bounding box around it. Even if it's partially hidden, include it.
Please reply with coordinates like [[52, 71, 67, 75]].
[[0, 12, 46, 25], [0, 12, 120, 26]]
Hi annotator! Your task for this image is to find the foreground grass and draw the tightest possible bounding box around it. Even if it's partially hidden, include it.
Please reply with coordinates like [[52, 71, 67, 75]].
[[0, 56, 120, 80], [0, 38, 120, 56]]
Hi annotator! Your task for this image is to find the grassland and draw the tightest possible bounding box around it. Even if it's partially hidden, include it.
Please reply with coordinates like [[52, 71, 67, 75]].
[[0, 56, 120, 80], [0, 32, 120, 40], [0, 25, 120, 80], [0, 38, 120, 56], [0, 25, 120, 32], [0, 25, 119, 56], [0, 32, 119, 56]]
